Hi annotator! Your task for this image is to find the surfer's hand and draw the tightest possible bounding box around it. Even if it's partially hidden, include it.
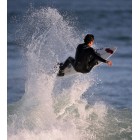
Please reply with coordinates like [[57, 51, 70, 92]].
[[106, 60, 112, 66]]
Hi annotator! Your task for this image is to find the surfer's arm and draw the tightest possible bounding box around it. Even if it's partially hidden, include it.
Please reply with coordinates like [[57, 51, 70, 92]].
[[94, 53, 107, 63], [93, 51, 112, 66]]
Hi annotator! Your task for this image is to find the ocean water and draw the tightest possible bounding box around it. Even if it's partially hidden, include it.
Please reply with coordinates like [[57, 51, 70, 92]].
[[7, 0, 132, 140]]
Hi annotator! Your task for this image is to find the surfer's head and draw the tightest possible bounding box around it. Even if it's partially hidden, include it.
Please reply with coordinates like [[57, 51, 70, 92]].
[[84, 34, 94, 47]]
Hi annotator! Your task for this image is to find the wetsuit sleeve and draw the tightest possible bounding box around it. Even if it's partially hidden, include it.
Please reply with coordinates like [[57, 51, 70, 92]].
[[93, 50, 107, 63]]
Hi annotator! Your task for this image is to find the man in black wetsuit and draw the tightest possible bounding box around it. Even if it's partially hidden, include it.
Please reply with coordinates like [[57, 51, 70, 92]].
[[58, 34, 112, 76]]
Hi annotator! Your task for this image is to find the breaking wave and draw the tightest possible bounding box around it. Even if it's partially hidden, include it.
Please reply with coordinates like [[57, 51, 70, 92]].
[[8, 7, 131, 140]]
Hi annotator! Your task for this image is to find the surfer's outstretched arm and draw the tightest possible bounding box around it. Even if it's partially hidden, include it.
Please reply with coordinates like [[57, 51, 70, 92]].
[[93, 51, 112, 66]]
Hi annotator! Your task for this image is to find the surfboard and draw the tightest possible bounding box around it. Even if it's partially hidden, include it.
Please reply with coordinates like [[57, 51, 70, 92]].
[[57, 47, 117, 77]]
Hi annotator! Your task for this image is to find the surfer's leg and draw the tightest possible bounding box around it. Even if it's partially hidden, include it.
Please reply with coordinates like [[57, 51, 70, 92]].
[[61, 57, 75, 70], [86, 59, 98, 72], [57, 63, 65, 76], [89, 52, 100, 68], [57, 57, 75, 76], [89, 59, 98, 67]]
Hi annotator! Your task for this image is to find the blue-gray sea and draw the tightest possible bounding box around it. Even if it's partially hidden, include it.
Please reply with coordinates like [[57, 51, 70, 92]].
[[8, 0, 132, 139]]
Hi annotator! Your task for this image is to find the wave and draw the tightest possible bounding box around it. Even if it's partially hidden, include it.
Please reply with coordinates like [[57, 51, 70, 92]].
[[7, 7, 131, 140]]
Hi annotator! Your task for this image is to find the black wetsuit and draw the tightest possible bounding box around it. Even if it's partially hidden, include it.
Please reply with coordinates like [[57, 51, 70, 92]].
[[61, 43, 107, 73]]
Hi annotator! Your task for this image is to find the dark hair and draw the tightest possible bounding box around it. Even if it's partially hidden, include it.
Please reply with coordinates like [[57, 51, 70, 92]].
[[84, 34, 94, 44]]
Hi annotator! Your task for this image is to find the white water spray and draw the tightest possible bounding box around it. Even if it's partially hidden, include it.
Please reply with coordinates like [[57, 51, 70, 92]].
[[8, 7, 131, 140]]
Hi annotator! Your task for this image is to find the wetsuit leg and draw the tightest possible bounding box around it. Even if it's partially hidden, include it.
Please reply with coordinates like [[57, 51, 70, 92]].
[[89, 59, 98, 68], [61, 57, 75, 70], [85, 57, 98, 73]]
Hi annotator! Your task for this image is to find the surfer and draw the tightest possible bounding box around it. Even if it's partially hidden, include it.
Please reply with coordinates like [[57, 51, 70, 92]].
[[58, 34, 112, 76]]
